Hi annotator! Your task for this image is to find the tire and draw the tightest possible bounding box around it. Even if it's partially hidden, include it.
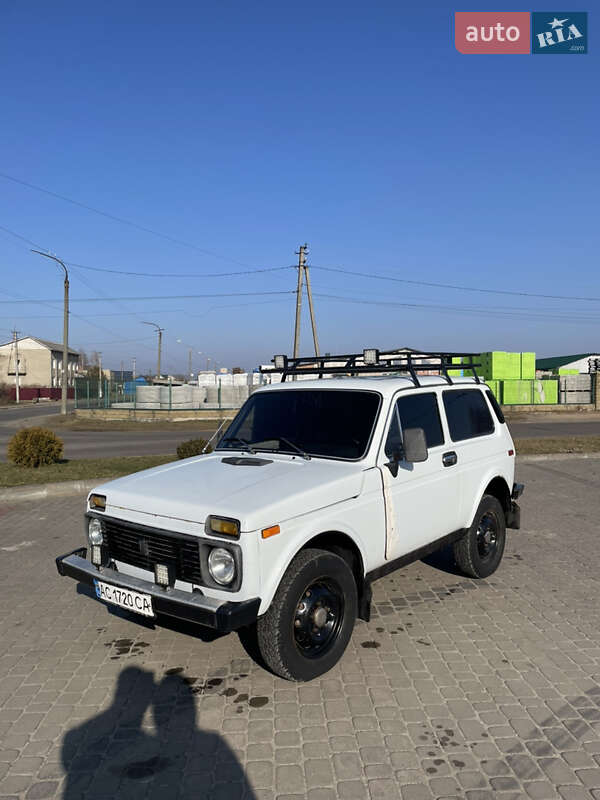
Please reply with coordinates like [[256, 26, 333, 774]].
[[453, 494, 506, 579], [256, 548, 357, 681]]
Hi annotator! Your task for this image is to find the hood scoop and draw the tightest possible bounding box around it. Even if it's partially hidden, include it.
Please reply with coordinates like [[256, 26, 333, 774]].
[[221, 456, 273, 467]]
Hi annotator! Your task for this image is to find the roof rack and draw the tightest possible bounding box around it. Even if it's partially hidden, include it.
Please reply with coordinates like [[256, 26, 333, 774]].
[[261, 348, 482, 386]]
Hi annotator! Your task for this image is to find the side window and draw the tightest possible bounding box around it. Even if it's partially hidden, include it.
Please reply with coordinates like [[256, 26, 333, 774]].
[[384, 392, 444, 458], [443, 389, 495, 441], [486, 390, 505, 424], [384, 406, 403, 459]]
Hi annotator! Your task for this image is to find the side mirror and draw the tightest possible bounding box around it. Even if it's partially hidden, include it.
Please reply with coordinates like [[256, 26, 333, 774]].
[[385, 447, 402, 477], [403, 428, 428, 463]]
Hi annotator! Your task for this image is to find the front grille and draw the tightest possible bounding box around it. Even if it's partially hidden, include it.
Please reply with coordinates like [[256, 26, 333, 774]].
[[103, 517, 202, 585]]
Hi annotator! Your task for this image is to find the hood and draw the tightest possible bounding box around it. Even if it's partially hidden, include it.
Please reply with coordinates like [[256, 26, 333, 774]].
[[92, 452, 365, 532]]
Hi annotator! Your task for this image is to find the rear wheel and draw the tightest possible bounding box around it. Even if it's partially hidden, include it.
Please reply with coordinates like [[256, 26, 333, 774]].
[[256, 548, 357, 681], [453, 494, 506, 578]]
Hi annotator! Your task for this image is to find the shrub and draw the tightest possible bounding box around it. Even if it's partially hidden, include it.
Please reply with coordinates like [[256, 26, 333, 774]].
[[176, 438, 213, 460], [7, 427, 64, 467]]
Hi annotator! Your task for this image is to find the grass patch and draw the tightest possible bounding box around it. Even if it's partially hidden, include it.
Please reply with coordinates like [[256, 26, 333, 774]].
[[514, 436, 600, 455], [0, 455, 177, 487], [45, 414, 221, 433]]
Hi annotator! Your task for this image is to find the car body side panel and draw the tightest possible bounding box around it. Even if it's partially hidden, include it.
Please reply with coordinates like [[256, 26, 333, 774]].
[[254, 467, 385, 615]]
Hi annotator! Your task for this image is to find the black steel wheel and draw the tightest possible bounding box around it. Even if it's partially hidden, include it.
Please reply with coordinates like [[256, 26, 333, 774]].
[[453, 494, 506, 579], [256, 548, 357, 681], [292, 578, 344, 659], [477, 511, 499, 563]]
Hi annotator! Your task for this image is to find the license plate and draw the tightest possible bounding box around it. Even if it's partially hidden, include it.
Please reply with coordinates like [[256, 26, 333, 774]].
[[93, 579, 154, 617]]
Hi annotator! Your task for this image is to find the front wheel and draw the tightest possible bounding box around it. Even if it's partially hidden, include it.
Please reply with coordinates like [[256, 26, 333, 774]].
[[256, 548, 357, 681], [453, 494, 506, 579]]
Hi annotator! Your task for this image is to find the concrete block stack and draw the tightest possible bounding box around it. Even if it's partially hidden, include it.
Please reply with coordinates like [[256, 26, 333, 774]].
[[477, 351, 558, 405]]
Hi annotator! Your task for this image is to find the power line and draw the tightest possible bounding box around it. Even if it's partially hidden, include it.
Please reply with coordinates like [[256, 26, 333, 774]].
[[312, 265, 600, 303], [0, 290, 295, 304], [0, 172, 252, 266], [66, 261, 295, 278], [0, 223, 45, 251], [313, 293, 598, 323], [0, 308, 191, 320], [0, 221, 295, 278]]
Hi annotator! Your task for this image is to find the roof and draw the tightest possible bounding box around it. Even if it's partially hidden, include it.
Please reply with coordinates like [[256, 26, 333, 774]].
[[0, 336, 79, 356], [257, 375, 482, 399], [33, 338, 79, 356], [536, 353, 596, 370]]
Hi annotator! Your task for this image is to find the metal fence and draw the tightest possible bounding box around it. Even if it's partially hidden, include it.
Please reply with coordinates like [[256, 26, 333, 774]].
[[74, 379, 136, 409], [74, 380, 251, 410]]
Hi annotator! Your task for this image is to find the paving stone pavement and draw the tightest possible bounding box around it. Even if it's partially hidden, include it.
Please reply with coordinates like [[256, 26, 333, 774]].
[[1, 458, 600, 799]]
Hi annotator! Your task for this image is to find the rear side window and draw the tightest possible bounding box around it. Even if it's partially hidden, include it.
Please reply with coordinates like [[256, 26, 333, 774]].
[[443, 389, 494, 441], [486, 390, 505, 424], [384, 392, 444, 458]]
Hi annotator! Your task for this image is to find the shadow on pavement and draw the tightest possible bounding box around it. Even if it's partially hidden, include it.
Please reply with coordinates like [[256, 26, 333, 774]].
[[61, 666, 256, 799], [421, 543, 464, 576]]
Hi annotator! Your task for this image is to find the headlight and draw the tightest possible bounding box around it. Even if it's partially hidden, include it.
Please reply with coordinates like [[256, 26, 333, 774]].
[[208, 547, 236, 585], [88, 518, 104, 546]]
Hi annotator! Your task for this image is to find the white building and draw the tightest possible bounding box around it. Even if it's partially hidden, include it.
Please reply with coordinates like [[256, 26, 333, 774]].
[[0, 336, 79, 388]]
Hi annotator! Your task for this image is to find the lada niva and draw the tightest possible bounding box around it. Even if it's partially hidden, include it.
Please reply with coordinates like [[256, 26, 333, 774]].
[[57, 349, 523, 681]]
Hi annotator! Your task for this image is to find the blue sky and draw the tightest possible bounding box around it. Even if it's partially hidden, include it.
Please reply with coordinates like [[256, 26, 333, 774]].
[[0, 0, 597, 374]]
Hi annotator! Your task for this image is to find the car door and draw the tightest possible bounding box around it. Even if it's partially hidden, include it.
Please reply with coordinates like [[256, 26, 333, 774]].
[[378, 390, 462, 561], [441, 388, 497, 526]]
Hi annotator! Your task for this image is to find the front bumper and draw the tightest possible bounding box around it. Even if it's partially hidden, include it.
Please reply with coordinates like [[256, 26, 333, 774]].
[[55, 548, 260, 633]]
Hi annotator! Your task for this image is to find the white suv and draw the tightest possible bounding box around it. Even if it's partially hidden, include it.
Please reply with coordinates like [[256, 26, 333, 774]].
[[57, 350, 523, 681]]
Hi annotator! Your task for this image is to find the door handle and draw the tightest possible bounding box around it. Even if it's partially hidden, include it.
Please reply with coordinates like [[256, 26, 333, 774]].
[[442, 451, 457, 467]]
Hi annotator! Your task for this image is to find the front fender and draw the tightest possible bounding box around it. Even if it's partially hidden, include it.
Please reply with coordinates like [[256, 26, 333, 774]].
[[256, 478, 384, 616]]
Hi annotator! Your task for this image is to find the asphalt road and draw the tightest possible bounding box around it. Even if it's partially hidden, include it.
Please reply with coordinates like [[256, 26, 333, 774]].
[[1, 405, 600, 461], [0, 426, 217, 462], [0, 402, 74, 424], [509, 419, 600, 438], [1, 458, 600, 798], [0, 406, 217, 462]]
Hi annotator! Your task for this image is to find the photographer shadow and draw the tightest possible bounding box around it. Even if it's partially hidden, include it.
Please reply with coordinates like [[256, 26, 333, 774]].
[[61, 666, 255, 799]]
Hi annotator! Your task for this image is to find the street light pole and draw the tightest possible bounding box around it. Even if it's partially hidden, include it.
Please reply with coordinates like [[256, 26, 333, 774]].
[[142, 321, 164, 379], [176, 339, 202, 381], [31, 250, 69, 415]]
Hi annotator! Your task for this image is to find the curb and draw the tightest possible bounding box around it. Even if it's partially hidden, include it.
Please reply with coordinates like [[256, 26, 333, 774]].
[[518, 452, 600, 463], [2, 452, 600, 503], [0, 478, 108, 504]]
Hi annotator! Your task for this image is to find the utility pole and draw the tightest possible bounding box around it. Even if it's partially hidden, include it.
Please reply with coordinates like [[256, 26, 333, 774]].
[[98, 352, 103, 402], [142, 321, 164, 379], [188, 348, 193, 380], [304, 263, 320, 358], [132, 357, 137, 382], [293, 244, 307, 360], [292, 244, 320, 378], [12, 330, 20, 404], [31, 250, 69, 415], [120, 360, 124, 383]]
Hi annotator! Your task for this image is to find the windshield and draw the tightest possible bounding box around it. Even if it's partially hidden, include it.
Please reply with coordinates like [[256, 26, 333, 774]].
[[218, 389, 381, 460]]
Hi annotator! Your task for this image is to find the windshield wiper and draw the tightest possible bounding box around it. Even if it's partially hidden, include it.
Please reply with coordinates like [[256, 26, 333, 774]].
[[219, 436, 256, 453], [275, 436, 311, 460]]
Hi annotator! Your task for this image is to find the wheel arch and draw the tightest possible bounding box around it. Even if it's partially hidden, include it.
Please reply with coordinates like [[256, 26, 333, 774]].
[[483, 476, 511, 513], [300, 530, 371, 622]]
